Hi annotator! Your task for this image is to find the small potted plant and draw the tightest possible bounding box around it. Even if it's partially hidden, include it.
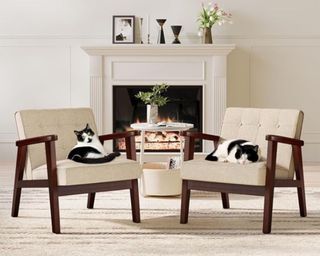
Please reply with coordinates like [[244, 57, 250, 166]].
[[198, 2, 232, 43], [135, 83, 169, 124]]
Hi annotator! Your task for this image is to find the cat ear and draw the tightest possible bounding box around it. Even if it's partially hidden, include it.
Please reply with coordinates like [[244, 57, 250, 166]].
[[85, 123, 90, 129], [74, 130, 80, 136], [254, 145, 259, 152]]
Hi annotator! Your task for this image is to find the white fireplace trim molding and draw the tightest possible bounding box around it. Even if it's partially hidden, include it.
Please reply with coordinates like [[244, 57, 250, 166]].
[[82, 44, 235, 153], [82, 44, 234, 56]]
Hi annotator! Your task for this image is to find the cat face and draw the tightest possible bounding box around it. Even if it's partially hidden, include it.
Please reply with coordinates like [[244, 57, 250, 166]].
[[74, 123, 95, 143], [235, 144, 260, 164]]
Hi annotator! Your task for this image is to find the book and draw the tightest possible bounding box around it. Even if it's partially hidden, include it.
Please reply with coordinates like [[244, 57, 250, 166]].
[[167, 156, 181, 170], [156, 121, 190, 128]]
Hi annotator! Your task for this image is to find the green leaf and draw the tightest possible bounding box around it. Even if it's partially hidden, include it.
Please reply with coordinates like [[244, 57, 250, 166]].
[[135, 83, 170, 106]]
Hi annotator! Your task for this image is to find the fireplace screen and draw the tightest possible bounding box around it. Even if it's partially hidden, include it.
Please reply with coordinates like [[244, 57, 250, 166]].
[[113, 86, 203, 152]]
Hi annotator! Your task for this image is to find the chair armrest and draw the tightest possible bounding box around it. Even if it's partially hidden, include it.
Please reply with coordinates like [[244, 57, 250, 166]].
[[99, 130, 140, 161], [264, 134, 304, 189], [15, 134, 59, 187], [266, 135, 304, 146], [181, 131, 220, 142], [99, 130, 140, 142], [16, 135, 58, 147], [182, 131, 220, 161]]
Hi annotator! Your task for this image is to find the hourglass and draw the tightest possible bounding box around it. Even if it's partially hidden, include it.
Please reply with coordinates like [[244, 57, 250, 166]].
[[156, 19, 166, 44], [171, 25, 182, 44]]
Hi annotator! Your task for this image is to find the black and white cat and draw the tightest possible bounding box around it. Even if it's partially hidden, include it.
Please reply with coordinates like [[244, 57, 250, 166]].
[[67, 124, 120, 164], [205, 139, 261, 164]]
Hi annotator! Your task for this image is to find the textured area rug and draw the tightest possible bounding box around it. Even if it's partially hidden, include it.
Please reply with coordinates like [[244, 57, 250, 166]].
[[1, 186, 320, 256]]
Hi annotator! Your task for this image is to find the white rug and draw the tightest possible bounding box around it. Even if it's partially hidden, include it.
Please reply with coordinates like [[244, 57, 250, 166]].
[[0, 186, 320, 256]]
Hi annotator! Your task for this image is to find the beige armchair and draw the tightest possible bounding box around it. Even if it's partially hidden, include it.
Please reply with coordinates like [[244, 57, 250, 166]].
[[12, 108, 141, 234], [180, 108, 306, 233]]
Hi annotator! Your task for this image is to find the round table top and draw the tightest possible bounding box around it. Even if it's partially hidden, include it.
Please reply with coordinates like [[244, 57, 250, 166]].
[[130, 122, 194, 132]]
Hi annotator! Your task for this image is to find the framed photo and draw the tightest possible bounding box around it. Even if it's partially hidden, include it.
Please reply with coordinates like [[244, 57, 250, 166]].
[[113, 15, 135, 44]]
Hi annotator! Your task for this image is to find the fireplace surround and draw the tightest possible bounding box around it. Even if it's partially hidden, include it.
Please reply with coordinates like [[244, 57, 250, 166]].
[[82, 44, 235, 157]]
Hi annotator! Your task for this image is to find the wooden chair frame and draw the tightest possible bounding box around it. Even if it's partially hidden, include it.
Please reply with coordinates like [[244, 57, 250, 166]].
[[180, 131, 307, 234], [11, 130, 141, 234]]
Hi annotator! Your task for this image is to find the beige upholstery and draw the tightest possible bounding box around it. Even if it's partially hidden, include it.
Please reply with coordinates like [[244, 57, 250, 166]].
[[15, 108, 141, 183], [181, 108, 303, 186], [32, 156, 141, 186], [181, 158, 289, 186]]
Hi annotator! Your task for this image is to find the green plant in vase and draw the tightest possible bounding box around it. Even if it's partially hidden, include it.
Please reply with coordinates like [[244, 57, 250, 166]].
[[135, 83, 169, 124]]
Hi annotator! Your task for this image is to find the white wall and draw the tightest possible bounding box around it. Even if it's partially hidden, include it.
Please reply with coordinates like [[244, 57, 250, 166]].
[[1, 0, 320, 162]]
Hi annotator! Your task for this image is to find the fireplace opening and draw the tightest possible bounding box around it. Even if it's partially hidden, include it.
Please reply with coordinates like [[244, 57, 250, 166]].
[[113, 85, 203, 152]]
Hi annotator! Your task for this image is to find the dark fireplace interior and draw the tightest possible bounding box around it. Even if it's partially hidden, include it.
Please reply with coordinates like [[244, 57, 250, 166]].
[[113, 85, 203, 152]]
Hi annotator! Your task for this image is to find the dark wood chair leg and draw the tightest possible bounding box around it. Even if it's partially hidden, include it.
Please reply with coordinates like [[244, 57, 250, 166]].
[[263, 139, 277, 234], [180, 180, 191, 224], [49, 188, 61, 234], [293, 145, 307, 217], [11, 146, 27, 217], [221, 192, 230, 209], [11, 188, 22, 217], [45, 140, 61, 234], [87, 193, 96, 209], [130, 179, 140, 223], [262, 186, 274, 234], [297, 186, 307, 217]]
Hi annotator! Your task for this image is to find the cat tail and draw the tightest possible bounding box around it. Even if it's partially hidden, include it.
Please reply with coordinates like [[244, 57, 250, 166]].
[[73, 152, 121, 164], [205, 151, 218, 161]]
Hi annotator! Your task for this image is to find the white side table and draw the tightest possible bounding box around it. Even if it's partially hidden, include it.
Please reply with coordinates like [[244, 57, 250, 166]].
[[130, 122, 194, 165], [130, 122, 193, 196]]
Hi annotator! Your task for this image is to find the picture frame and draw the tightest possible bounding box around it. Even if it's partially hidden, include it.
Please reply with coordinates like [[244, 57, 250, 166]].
[[112, 15, 135, 44]]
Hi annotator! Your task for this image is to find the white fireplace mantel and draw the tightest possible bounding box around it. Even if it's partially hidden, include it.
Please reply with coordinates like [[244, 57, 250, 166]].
[[82, 44, 235, 56], [82, 44, 235, 153]]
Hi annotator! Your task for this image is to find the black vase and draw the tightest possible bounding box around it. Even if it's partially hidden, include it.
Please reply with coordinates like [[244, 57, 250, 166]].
[[171, 25, 182, 44], [156, 19, 166, 44]]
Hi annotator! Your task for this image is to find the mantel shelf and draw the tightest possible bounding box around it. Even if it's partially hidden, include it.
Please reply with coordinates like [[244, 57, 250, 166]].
[[81, 44, 235, 56]]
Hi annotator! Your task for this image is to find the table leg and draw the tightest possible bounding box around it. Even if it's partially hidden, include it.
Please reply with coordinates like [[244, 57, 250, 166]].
[[179, 131, 184, 165], [139, 130, 145, 165]]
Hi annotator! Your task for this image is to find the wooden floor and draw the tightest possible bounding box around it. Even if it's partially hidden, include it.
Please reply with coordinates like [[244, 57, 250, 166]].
[[1, 161, 319, 187]]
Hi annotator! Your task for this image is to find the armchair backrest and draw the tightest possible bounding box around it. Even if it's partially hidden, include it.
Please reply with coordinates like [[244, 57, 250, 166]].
[[15, 108, 98, 179], [220, 108, 303, 179]]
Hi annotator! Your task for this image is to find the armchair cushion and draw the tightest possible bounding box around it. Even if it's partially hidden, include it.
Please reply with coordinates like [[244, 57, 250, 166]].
[[32, 156, 141, 186], [181, 158, 289, 186], [219, 108, 303, 179]]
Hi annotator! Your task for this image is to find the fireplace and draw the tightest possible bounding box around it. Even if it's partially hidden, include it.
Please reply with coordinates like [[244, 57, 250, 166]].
[[82, 44, 235, 157], [113, 85, 203, 152]]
